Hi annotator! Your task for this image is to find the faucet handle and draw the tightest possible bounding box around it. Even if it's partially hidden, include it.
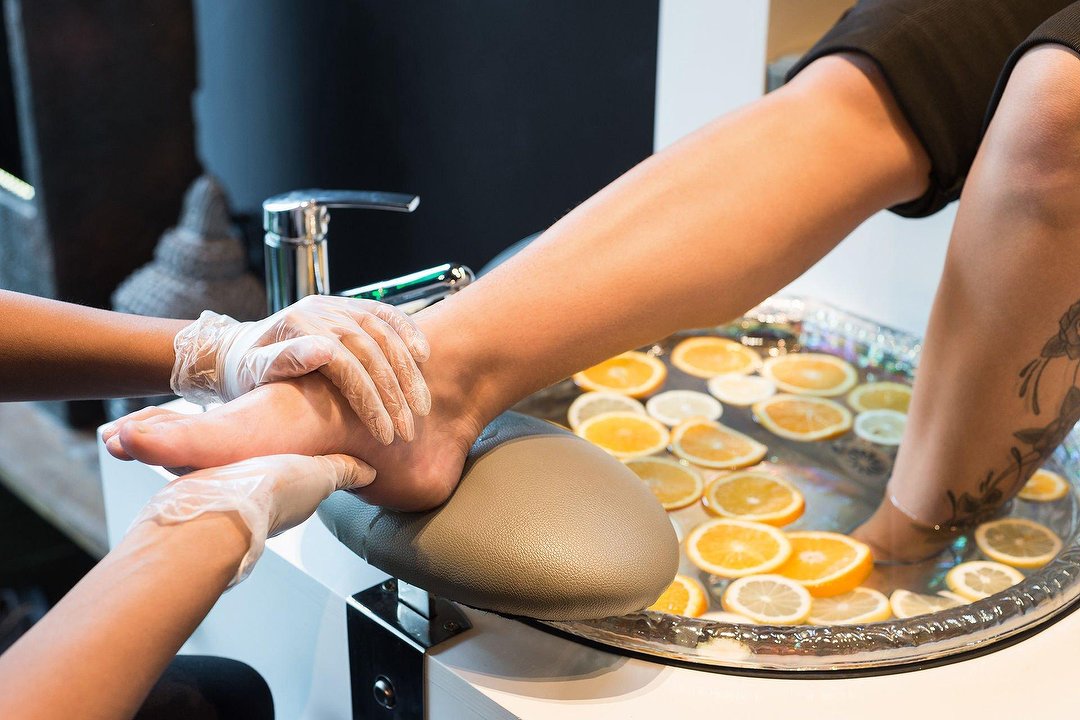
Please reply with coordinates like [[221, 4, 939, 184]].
[[263, 189, 420, 242]]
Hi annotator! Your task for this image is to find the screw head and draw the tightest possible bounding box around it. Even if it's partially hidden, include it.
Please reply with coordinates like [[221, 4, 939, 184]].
[[443, 620, 459, 633], [372, 675, 396, 710]]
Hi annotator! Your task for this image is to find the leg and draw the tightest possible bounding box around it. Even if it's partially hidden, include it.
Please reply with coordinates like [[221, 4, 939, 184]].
[[115, 54, 928, 510], [856, 45, 1080, 560]]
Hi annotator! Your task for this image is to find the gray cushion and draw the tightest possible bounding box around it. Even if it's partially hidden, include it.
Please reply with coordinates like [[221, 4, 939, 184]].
[[318, 412, 679, 620]]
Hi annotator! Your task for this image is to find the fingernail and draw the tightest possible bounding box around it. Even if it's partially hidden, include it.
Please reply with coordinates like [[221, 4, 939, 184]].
[[400, 413, 415, 443], [378, 418, 394, 446], [412, 336, 431, 361], [414, 384, 432, 416]]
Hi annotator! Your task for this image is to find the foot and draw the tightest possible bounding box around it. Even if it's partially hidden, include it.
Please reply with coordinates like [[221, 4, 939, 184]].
[[851, 497, 959, 564]]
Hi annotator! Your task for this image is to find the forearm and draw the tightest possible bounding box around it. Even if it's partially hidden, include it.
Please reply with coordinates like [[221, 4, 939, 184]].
[[0, 290, 188, 400], [0, 513, 247, 720]]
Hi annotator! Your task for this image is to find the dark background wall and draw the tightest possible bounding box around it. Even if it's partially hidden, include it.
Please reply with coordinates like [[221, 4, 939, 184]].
[[193, 0, 659, 288]]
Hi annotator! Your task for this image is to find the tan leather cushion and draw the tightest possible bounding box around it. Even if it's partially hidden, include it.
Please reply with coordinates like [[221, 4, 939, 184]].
[[318, 412, 679, 620]]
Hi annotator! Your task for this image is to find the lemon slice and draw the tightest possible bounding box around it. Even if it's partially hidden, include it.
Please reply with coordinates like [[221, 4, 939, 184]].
[[701, 610, 758, 624], [762, 353, 858, 396], [645, 390, 723, 427], [1018, 468, 1070, 502], [671, 337, 763, 378], [702, 471, 804, 526], [624, 456, 705, 511], [937, 590, 970, 604], [945, 560, 1025, 601], [889, 589, 964, 619], [685, 518, 792, 577], [853, 409, 907, 445], [648, 574, 709, 617], [573, 351, 667, 398], [974, 518, 1062, 569], [847, 381, 912, 413], [722, 574, 812, 624], [566, 391, 646, 431], [671, 418, 768, 469], [575, 411, 670, 459], [707, 373, 777, 406], [807, 587, 891, 625], [752, 394, 853, 441], [775, 532, 873, 597]]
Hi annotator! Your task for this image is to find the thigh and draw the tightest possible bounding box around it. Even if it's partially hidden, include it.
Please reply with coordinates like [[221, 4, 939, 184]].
[[134, 655, 274, 720]]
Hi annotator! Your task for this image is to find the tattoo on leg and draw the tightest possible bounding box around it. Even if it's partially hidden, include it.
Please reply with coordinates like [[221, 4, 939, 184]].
[[940, 300, 1080, 531]]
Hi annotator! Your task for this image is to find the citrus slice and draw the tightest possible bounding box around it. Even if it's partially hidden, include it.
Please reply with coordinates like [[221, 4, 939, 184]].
[[1017, 468, 1070, 502], [670, 418, 768, 469], [671, 337, 762, 378], [853, 409, 907, 446], [647, 574, 709, 617], [889, 589, 964, 619], [702, 471, 804, 526], [575, 411, 670, 459], [701, 610, 757, 624], [572, 351, 667, 398], [762, 353, 858, 397], [937, 590, 970, 604], [624, 456, 705, 511], [775, 531, 873, 597], [685, 518, 792, 577], [807, 587, 891, 625], [566, 391, 646, 431], [847, 381, 913, 413], [707, 373, 777, 406], [722, 574, 811, 624], [945, 560, 1025, 601], [974, 518, 1062, 569], [752, 394, 853, 441], [645, 390, 723, 427]]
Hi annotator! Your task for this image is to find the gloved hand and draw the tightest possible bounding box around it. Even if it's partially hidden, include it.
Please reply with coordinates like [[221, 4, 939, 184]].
[[128, 453, 375, 586], [170, 295, 431, 444]]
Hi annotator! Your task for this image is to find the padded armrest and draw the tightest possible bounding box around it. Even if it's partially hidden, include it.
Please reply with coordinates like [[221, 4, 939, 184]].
[[318, 412, 679, 621]]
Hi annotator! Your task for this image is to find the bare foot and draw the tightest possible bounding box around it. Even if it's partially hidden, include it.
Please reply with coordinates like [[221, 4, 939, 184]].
[[851, 496, 960, 564]]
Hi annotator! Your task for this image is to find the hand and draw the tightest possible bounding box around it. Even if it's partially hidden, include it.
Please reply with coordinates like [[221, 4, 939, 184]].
[[129, 453, 375, 585], [169, 295, 431, 444]]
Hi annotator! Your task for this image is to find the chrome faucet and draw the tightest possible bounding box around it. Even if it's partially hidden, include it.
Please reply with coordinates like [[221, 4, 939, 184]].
[[262, 189, 473, 314]]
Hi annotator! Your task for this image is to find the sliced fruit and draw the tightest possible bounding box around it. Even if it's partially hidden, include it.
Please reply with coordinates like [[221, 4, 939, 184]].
[[671, 418, 768, 469], [685, 518, 792, 578], [752, 394, 853, 441], [807, 587, 891, 625], [974, 518, 1062, 569], [646, 389, 723, 427], [647, 574, 709, 617], [671, 337, 763, 378], [701, 610, 757, 624], [853, 409, 907, 446], [775, 531, 873, 597], [572, 351, 667, 398], [761, 353, 858, 397], [722, 574, 812, 624], [707, 373, 777, 406], [889, 589, 964, 619], [847, 381, 913, 413], [702, 471, 804, 526], [566, 391, 646, 431], [937, 590, 970, 604], [624, 456, 705, 511], [1017, 468, 1070, 502], [575, 411, 670, 459], [946, 560, 1024, 601]]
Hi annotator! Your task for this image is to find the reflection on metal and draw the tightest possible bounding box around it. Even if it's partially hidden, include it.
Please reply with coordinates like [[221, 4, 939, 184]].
[[0, 167, 34, 200]]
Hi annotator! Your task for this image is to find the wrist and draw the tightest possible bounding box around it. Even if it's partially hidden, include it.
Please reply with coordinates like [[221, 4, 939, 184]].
[[170, 310, 242, 403], [124, 512, 250, 588]]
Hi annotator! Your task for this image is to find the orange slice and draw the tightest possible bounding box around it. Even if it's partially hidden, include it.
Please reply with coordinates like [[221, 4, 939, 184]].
[[702, 471, 804, 526], [670, 418, 768, 469], [722, 574, 811, 624], [648, 574, 709, 617], [685, 518, 792, 578], [1017, 468, 1070, 502], [775, 531, 873, 597], [889, 589, 964, 619], [847, 381, 912, 413], [945, 560, 1024, 601], [575, 411, 670, 459], [752, 394, 853, 441], [761, 353, 857, 396], [624, 456, 705, 511], [807, 587, 891, 625], [974, 518, 1062, 569], [566, 391, 646, 431], [572, 351, 667, 398], [671, 337, 762, 378]]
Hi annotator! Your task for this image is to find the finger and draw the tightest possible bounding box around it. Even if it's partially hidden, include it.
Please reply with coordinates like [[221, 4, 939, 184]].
[[320, 454, 377, 492], [354, 314, 431, 417], [340, 330, 415, 442], [314, 343, 397, 445], [350, 300, 430, 362]]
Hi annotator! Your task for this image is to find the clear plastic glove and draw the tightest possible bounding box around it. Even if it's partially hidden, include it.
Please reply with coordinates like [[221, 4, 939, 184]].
[[128, 453, 374, 586], [170, 295, 431, 444]]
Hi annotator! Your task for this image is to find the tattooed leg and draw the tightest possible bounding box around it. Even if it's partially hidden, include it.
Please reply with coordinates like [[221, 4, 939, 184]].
[[854, 46, 1080, 562]]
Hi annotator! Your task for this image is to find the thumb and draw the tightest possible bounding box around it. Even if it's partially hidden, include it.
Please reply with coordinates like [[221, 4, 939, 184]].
[[318, 454, 377, 492], [234, 336, 336, 395]]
